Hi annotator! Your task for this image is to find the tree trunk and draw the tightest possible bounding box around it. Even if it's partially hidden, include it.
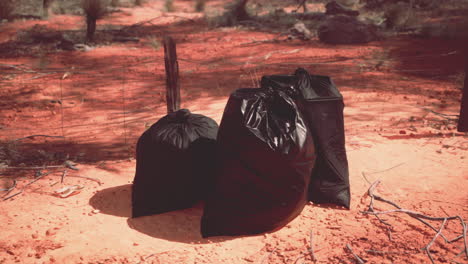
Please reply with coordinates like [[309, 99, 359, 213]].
[[86, 16, 97, 42], [42, 0, 50, 18], [457, 54, 468, 132], [234, 0, 250, 21], [163, 36, 180, 114]]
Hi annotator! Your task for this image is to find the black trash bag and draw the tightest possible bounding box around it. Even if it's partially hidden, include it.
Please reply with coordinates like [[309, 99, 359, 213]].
[[201, 88, 316, 237], [132, 109, 218, 218], [261, 68, 351, 209]]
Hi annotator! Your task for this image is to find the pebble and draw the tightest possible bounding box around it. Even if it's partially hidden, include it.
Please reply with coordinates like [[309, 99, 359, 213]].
[[46, 229, 56, 236]]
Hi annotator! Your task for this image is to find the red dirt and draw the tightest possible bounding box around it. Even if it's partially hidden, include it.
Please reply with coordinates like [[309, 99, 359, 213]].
[[0, 1, 467, 264]]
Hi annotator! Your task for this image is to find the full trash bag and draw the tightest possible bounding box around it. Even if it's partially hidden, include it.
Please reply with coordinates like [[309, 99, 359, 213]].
[[261, 68, 351, 209], [201, 88, 316, 237], [132, 109, 218, 218]]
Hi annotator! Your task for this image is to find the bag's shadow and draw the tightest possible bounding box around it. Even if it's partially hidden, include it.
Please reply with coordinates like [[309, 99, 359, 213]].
[[88, 184, 230, 244]]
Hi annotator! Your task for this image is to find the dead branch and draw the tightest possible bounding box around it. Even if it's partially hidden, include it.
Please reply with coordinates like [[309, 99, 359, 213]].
[[239, 38, 282, 47], [73, 175, 102, 185], [293, 255, 304, 264], [3, 172, 48, 201], [367, 163, 406, 176], [12, 134, 65, 142], [135, 253, 159, 264], [365, 204, 459, 221], [48, 174, 102, 185], [0, 64, 37, 73], [295, 0, 308, 12], [0, 165, 64, 170], [309, 231, 317, 262], [362, 162, 406, 185], [367, 180, 453, 243], [3, 191, 22, 201], [365, 179, 393, 241], [424, 218, 447, 264], [345, 244, 366, 264], [420, 107, 459, 121], [23, 171, 48, 188], [61, 169, 67, 183], [366, 249, 419, 255], [364, 180, 468, 260], [120, 14, 196, 31], [64, 160, 79, 171], [0, 179, 16, 192], [263, 48, 303, 61], [261, 247, 277, 264]]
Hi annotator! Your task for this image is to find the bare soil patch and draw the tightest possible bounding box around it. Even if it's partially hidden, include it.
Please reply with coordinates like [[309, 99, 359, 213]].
[[1, 1, 467, 263]]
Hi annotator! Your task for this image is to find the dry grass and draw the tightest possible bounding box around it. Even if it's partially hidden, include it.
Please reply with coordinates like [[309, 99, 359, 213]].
[[164, 0, 174, 12], [147, 35, 161, 50]]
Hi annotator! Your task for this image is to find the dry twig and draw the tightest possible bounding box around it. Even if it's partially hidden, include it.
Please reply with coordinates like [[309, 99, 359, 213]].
[[345, 244, 366, 264], [73, 175, 102, 185], [61, 169, 67, 183], [0, 64, 37, 73], [0, 179, 16, 192], [309, 231, 317, 262], [363, 180, 468, 262], [11, 135, 64, 142], [424, 218, 448, 264], [64, 160, 79, 170], [120, 14, 196, 32], [261, 247, 277, 264], [0, 165, 64, 170], [3, 172, 48, 201], [421, 107, 459, 119], [48, 174, 101, 185], [366, 249, 419, 255]]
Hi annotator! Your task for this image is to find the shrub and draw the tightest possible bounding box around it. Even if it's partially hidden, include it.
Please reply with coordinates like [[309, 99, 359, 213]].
[[164, 0, 174, 12], [213, 0, 250, 27], [0, 0, 14, 21], [195, 0, 206, 12]]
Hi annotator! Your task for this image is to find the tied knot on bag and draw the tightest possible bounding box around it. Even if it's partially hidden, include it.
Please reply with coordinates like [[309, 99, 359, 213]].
[[174, 108, 191, 122], [261, 78, 301, 100], [243, 88, 302, 153]]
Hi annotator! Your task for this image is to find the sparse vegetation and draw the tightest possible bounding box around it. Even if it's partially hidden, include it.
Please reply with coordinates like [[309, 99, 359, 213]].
[[195, 0, 206, 12], [135, 0, 144, 6], [42, 0, 54, 18], [82, 0, 107, 42], [207, 0, 251, 27], [111, 0, 120, 7], [164, 0, 174, 12], [148, 35, 161, 50], [383, 1, 413, 30], [0, 0, 14, 21]]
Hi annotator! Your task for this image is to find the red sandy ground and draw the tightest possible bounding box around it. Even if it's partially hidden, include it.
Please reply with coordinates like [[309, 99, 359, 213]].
[[0, 1, 467, 263]]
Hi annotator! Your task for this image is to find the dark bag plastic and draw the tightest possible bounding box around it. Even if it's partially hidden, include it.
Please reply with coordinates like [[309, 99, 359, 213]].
[[261, 68, 351, 209], [201, 88, 316, 237], [132, 109, 218, 218]]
